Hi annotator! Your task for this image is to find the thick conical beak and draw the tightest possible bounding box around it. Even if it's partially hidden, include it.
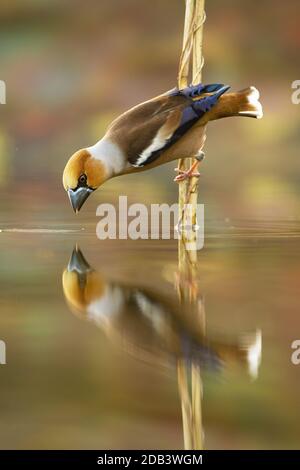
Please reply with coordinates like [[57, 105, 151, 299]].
[[67, 246, 92, 273], [68, 187, 93, 213]]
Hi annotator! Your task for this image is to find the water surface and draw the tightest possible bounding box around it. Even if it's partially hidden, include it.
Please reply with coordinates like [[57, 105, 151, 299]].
[[0, 219, 299, 449]]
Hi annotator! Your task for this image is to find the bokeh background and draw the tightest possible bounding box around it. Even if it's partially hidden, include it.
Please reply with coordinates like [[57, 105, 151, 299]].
[[0, 0, 300, 450], [0, 0, 300, 223]]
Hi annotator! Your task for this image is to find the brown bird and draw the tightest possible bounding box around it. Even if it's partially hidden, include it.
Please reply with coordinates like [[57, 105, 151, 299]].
[[63, 83, 263, 212], [62, 246, 262, 378]]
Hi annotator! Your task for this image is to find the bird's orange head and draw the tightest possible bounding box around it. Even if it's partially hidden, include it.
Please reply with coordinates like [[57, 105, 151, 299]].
[[63, 149, 108, 212], [62, 246, 106, 318]]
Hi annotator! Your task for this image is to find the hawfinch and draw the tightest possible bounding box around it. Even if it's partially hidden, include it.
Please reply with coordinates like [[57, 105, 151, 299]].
[[63, 82, 263, 212], [62, 246, 262, 378]]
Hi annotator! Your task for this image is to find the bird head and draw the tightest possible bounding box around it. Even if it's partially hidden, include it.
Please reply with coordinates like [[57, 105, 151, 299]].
[[63, 149, 108, 213], [62, 246, 106, 318]]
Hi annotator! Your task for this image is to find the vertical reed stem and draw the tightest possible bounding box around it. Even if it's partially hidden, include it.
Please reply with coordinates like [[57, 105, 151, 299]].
[[178, 0, 205, 248], [176, 0, 206, 451]]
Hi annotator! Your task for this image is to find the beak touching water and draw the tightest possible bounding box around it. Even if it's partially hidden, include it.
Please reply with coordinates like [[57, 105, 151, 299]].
[[67, 187, 94, 213]]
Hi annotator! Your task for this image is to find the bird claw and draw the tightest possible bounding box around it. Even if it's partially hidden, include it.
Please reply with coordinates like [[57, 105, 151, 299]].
[[174, 168, 201, 182]]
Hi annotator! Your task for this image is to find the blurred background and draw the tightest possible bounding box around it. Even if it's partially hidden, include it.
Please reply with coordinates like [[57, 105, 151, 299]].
[[0, 0, 299, 223], [0, 0, 300, 450]]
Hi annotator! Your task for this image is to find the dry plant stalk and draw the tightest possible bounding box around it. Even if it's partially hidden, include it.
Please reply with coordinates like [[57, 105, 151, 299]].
[[177, 349, 204, 450], [177, 0, 206, 299], [176, 0, 206, 451]]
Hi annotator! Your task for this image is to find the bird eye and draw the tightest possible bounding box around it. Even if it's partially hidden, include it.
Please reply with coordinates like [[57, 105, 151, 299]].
[[79, 174, 87, 185]]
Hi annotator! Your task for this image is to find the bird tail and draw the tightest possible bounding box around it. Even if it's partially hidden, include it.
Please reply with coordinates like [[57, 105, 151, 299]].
[[207, 86, 263, 121]]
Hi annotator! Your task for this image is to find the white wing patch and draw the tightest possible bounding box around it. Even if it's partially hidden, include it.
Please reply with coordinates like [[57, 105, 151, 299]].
[[134, 291, 165, 333], [87, 285, 124, 327], [133, 122, 174, 167]]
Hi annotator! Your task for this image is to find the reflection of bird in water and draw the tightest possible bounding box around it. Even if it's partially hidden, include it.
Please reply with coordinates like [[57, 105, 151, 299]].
[[62, 246, 262, 379], [62, 83, 263, 212]]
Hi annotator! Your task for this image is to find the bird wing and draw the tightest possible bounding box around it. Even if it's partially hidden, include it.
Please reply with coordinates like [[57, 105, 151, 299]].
[[106, 84, 229, 168]]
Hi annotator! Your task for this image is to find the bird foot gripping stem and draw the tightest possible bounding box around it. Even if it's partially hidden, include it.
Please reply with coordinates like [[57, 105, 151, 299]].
[[174, 152, 204, 183]]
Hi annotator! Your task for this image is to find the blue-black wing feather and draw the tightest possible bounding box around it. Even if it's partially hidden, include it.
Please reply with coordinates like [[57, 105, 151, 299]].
[[141, 84, 230, 166]]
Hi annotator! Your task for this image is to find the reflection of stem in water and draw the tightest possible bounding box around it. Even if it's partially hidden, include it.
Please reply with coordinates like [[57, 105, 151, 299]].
[[192, 363, 203, 449], [177, 360, 193, 450], [177, 0, 206, 450], [177, 360, 203, 450]]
